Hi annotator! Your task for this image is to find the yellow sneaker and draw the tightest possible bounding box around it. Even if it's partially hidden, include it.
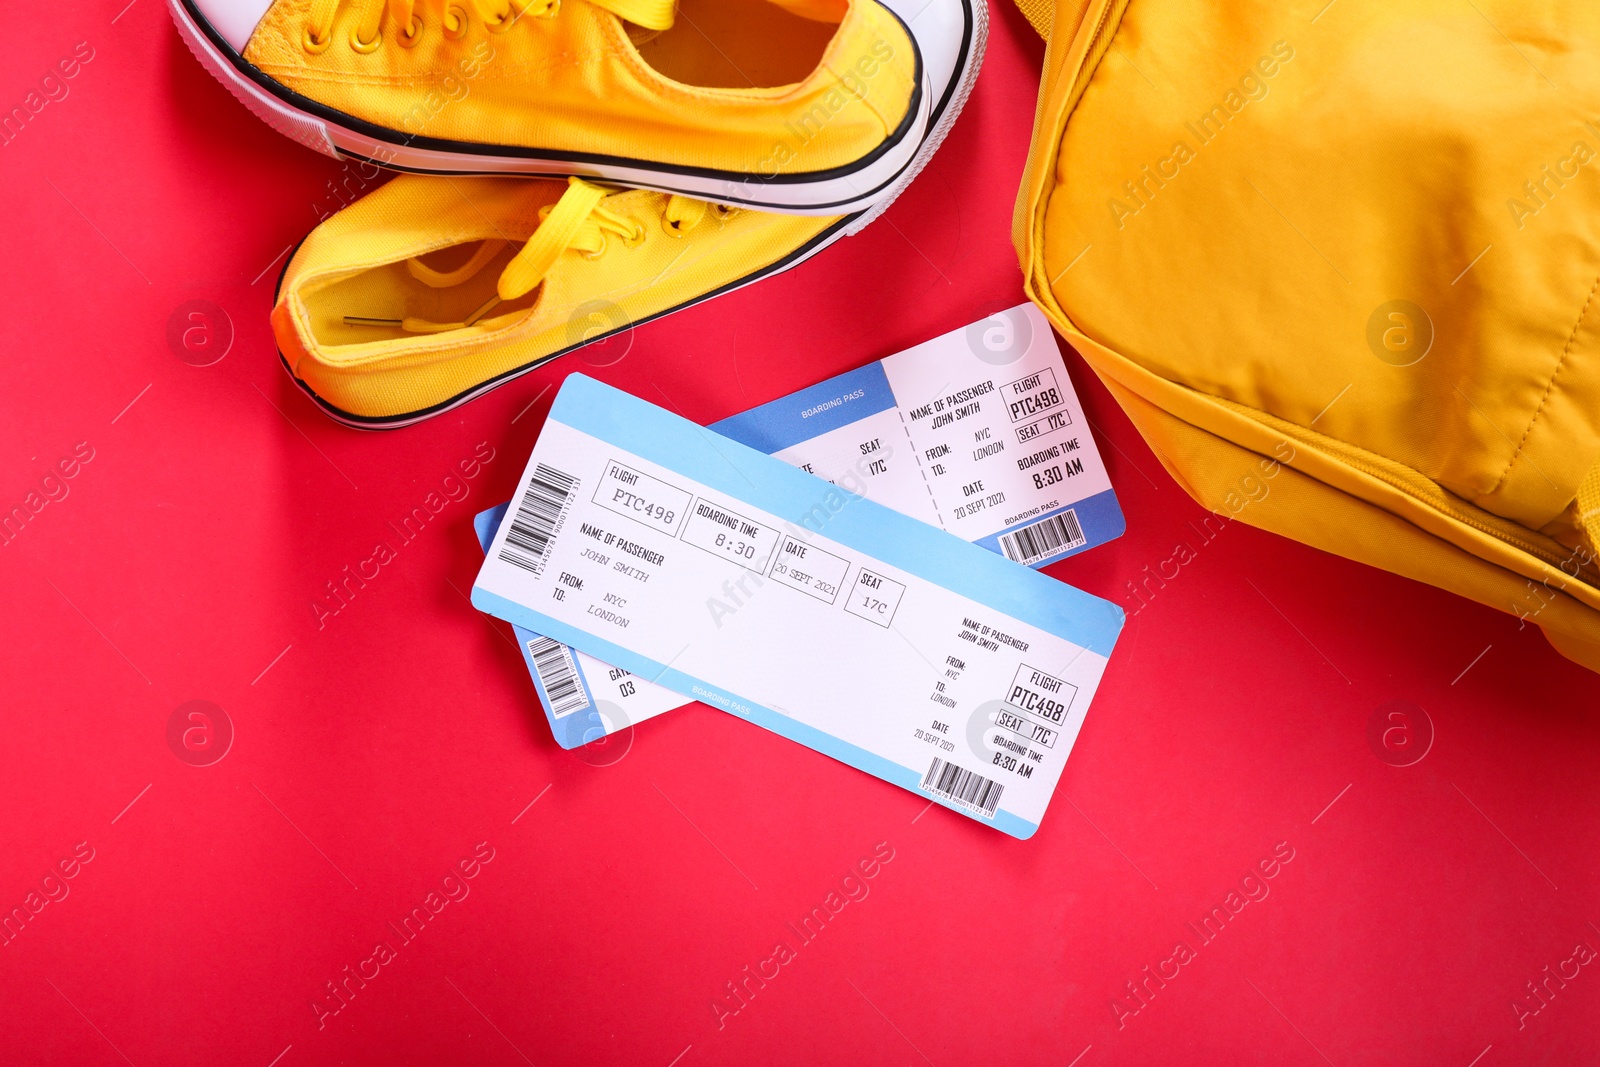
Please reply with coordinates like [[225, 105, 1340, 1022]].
[[271, 174, 859, 426], [170, 0, 983, 213]]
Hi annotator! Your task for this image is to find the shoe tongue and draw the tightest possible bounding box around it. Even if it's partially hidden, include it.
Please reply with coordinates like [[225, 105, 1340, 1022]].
[[759, 0, 847, 23]]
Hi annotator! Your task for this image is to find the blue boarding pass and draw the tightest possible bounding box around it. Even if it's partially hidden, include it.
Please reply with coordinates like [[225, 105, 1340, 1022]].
[[476, 304, 1125, 750], [471, 372, 1125, 838]]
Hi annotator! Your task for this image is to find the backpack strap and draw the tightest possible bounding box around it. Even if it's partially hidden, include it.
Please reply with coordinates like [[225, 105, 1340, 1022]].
[[1014, 0, 1053, 39], [1580, 459, 1600, 560]]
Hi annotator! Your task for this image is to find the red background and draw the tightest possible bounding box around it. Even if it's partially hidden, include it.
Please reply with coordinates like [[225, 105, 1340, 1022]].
[[3, 1, 1599, 1064]]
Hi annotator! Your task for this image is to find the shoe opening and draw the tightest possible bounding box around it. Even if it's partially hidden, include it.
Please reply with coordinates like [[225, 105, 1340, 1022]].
[[307, 240, 540, 347], [632, 0, 848, 88]]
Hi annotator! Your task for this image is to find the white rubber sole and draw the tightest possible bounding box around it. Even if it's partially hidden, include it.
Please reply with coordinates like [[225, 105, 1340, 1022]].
[[169, 0, 951, 215], [852, 0, 987, 233]]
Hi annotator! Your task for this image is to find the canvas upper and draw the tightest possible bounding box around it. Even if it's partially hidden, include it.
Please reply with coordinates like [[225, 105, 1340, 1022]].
[[272, 173, 847, 426]]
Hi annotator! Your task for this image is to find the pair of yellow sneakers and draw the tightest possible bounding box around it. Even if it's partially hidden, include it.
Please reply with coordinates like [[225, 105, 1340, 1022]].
[[172, 0, 985, 426]]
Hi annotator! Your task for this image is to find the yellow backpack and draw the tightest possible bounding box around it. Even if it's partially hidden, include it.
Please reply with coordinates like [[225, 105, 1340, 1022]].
[[1014, 0, 1600, 672]]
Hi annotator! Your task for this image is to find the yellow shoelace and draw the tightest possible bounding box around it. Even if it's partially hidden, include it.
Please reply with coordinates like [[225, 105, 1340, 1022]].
[[304, 0, 675, 53], [346, 177, 722, 333]]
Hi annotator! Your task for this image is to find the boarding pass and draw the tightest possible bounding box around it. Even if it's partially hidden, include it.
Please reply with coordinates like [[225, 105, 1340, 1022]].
[[477, 304, 1125, 749], [471, 373, 1124, 838]]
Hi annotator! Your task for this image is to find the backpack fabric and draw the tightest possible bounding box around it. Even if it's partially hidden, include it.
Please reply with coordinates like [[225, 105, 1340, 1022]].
[[1013, 0, 1600, 672]]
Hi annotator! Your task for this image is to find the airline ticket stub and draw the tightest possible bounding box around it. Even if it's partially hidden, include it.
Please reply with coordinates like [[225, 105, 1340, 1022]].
[[477, 304, 1125, 749], [471, 373, 1124, 838], [474, 502, 697, 744]]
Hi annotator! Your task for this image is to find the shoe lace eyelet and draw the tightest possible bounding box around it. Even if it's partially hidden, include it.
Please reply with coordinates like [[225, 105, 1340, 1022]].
[[442, 4, 469, 38], [622, 225, 645, 248], [350, 26, 383, 52], [302, 25, 333, 53], [540, 0, 561, 16], [660, 217, 685, 238], [397, 14, 424, 46], [485, 11, 513, 32]]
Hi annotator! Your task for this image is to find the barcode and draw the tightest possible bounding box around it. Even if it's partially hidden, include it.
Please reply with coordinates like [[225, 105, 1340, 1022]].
[[999, 509, 1086, 565], [498, 464, 578, 575], [919, 758, 1004, 818], [526, 636, 590, 717]]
